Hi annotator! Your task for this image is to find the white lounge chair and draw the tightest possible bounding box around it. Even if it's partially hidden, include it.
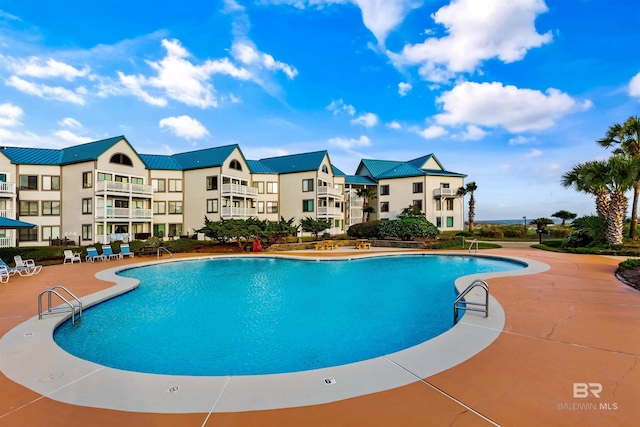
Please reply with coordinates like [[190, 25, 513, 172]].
[[13, 255, 42, 275], [120, 244, 135, 258], [0, 265, 10, 283], [63, 250, 82, 264]]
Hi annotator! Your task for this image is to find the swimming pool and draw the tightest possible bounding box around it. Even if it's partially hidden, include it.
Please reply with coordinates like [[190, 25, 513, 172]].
[[54, 255, 524, 376]]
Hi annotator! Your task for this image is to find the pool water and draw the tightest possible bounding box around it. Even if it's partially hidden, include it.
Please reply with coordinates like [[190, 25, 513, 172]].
[[54, 256, 522, 376]]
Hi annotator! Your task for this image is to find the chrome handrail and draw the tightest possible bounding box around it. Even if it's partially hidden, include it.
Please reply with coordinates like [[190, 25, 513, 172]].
[[38, 285, 82, 325], [453, 279, 489, 325], [468, 239, 479, 253], [157, 247, 173, 259]]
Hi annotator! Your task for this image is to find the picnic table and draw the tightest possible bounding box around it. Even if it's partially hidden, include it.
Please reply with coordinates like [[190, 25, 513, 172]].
[[139, 245, 158, 256], [355, 239, 371, 250]]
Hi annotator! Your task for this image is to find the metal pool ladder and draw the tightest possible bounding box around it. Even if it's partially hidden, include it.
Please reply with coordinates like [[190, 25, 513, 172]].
[[453, 280, 489, 325], [38, 285, 83, 326], [157, 247, 173, 259]]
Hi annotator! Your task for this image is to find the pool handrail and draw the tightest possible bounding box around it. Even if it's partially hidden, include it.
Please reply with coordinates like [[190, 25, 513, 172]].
[[453, 279, 489, 325]]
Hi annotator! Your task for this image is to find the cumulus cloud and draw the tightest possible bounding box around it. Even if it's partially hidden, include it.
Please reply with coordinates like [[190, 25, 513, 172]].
[[327, 99, 356, 116], [630, 71, 640, 98], [58, 117, 82, 129], [434, 81, 592, 133], [351, 112, 379, 127], [458, 124, 485, 140], [387, 120, 402, 129], [231, 41, 297, 79], [509, 135, 536, 145], [328, 135, 371, 150], [398, 82, 412, 96], [525, 148, 542, 158], [0, 103, 23, 127], [159, 115, 210, 140], [388, 0, 552, 82], [414, 124, 447, 139], [8, 57, 90, 81], [53, 130, 93, 144], [6, 76, 86, 104]]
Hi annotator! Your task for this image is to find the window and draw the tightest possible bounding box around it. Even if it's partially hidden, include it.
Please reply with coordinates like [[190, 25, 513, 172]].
[[153, 224, 165, 238], [447, 217, 454, 227], [380, 185, 389, 195], [257, 201, 265, 214], [441, 183, 450, 188], [168, 224, 183, 237], [82, 172, 92, 188], [168, 201, 183, 214], [19, 201, 38, 216], [446, 199, 454, 210], [230, 159, 242, 171], [302, 179, 314, 192], [207, 199, 219, 213], [19, 227, 38, 242], [115, 175, 129, 183], [436, 199, 442, 211], [267, 201, 278, 214], [131, 177, 143, 185], [322, 165, 328, 173], [302, 199, 314, 212], [114, 200, 128, 208], [0, 174, 6, 182], [41, 175, 60, 191], [42, 201, 60, 216], [152, 179, 165, 192], [380, 201, 389, 212], [97, 172, 112, 181], [412, 200, 423, 210], [42, 226, 60, 241], [267, 182, 278, 193], [19, 175, 38, 190], [82, 198, 92, 214], [110, 153, 133, 166], [168, 179, 182, 192], [413, 182, 423, 193], [82, 224, 92, 241], [253, 181, 264, 194], [131, 224, 143, 235], [436, 217, 442, 227], [153, 201, 166, 215], [206, 176, 218, 191]]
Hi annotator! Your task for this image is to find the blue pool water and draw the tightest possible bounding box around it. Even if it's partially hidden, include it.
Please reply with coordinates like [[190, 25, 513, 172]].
[[54, 255, 523, 376]]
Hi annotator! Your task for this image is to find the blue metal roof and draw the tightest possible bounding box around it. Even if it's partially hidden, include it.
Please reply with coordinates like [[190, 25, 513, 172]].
[[0, 147, 61, 165], [376, 162, 426, 178], [60, 136, 128, 165], [422, 168, 467, 178], [259, 151, 327, 174], [358, 159, 403, 178], [247, 160, 277, 174], [171, 144, 240, 170], [345, 175, 377, 185], [331, 165, 346, 176], [139, 154, 182, 170]]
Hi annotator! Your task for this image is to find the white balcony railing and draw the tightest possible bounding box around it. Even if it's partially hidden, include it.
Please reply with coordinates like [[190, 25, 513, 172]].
[[0, 237, 16, 248], [95, 180, 154, 196], [0, 182, 16, 195], [0, 209, 15, 219], [95, 207, 153, 220], [221, 183, 258, 198], [221, 207, 257, 218], [318, 207, 343, 218], [434, 188, 458, 198], [318, 186, 343, 199]]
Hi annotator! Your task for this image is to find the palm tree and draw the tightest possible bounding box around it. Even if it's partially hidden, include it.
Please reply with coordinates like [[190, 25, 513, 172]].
[[356, 187, 376, 223], [597, 116, 640, 238], [561, 161, 609, 219], [551, 210, 577, 226], [457, 181, 478, 232]]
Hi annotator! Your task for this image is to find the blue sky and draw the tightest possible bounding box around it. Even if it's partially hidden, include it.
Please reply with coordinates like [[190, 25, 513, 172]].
[[0, 0, 638, 220]]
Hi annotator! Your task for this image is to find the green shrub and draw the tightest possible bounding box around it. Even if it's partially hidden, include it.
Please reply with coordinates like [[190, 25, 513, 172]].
[[378, 217, 439, 240], [163, 238, 199, 253], [455, 231, 473, 237], [503, 226, 525, 238], [479, 227, 504, 238], [550, 228, 571, 238], [618, 258, 640, 271], [347, 220, 384, 239], [562, 229, 593, 248]]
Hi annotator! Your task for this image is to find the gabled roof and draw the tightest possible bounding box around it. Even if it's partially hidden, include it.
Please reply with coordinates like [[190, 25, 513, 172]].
[[345, 175, 377, 185], [376, 162, 426, 179], [407, 153, 445, 170], [258, 150, 328, 174], [138, 154, 182, 170], [0, 147, 61, 165], [358, 159, 403, 178], [332, 165, 346, 177], [355, 154, 466, 180], [170, 144, 240, 170], [247, 160, 277, 174]]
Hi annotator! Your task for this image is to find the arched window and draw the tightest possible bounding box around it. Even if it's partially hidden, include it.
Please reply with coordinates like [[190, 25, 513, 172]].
[[321, 165, 329, 173], [110, 153, 133, 166], [230, 159, 242, 171]]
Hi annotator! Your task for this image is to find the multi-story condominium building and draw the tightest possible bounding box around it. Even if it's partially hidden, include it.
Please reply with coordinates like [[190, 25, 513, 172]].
[[0, 136, 467, 247]]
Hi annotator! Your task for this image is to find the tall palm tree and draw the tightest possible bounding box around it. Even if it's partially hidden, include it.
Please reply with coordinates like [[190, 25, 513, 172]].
[[561, 161, 610, 218], [597, 116, 640, 238], [356, 187, 376, 223], [457, 181, 478, 232]]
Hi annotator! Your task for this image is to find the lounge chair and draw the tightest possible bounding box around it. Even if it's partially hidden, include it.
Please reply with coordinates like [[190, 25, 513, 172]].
[[63, 249, 82, 264], [0, 265, 10, 283], [86, 247, 106, 262], [14, 255, 42, 275], [102, 245, 121, 260], [120, 244, 134, 258], [0, 259, 19, 276]]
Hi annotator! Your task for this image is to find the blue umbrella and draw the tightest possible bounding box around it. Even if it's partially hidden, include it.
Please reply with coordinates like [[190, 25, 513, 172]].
[[0, 217, 36, 229]]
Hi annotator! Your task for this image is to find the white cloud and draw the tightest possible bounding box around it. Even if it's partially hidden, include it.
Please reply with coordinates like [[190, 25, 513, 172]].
[[351, 112, 379, 127], [458, 124, 485, 140], [0, 103, 23, 127], [223, 0, 245, 12], [8, 57, 90, 81], [387, 120, 402, 129], [525, 148, 542, 158], [509, 135, 536, 145], [327, 99, 356, 116], [398, 82, 412, 96], [159, 115, 210, 140], [414, 124, 447, 139], [630, 71, 640, 98], [353, 0, 424, 45], [58, 117, 82, 129], [388, 0, 552, 82], [231, 41, 297, 79], [6, 76, 86, 104], [53, 130, 93, 144], [434, 81, 591, 133], [116, 71, 168, 107], [328, 135, 371, 150]]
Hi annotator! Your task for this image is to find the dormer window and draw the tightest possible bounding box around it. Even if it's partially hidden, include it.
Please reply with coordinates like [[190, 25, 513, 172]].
[[230, 160, 242, 171], [110, 153, 133, 166], [322, 165, 329, 173]]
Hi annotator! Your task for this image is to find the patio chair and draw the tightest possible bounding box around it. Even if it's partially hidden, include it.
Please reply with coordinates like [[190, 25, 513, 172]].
[[0, 259, 20, 276], [102, 245, 121, 260], [0, 265, 10, 283], [14, 255, 42, 275], [120, 244, 135, 258], [63, 249, 82, 264], [86, 247, 106, 262]]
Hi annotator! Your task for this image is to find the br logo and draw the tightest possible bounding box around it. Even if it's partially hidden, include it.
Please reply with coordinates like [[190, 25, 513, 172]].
[[573, 383, 602, 398]]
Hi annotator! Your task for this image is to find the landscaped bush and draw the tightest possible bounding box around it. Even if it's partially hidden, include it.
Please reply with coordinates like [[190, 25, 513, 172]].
[[550, 228, 571, 238], [163, 238, 200, 253], [455, 231, 473, 237], [347, 220, 384, 239], [502, 226, 525, 238], [479, 227, 504, 238], [562, 229, 594, 248], [618, 258, 640, 271], [378, 217, 439, 240]]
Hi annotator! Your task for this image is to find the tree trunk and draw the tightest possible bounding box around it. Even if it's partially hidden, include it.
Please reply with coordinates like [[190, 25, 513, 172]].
[[630, 184, 640, 239], [468, 195, 475, 232], [595, 188, 610, 219], [606, 190, 627, 246]]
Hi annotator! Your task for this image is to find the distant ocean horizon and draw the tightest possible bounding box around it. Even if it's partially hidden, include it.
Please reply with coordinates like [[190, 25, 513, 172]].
[[474, 219, 562, 225]]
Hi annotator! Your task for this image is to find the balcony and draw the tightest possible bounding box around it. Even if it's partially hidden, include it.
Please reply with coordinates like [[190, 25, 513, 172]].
[[221, 207, 257, 218], [0, 209, 15, 219], [222, 183, 258, 198], [95, 207, 153, 220], [0, 237, 16, 248], [95, 180, 153, 196], [318, 206, 343, 218], [0, 182, 16, 196], [318, 186, 343, 199], [434, 188, 458, 198]]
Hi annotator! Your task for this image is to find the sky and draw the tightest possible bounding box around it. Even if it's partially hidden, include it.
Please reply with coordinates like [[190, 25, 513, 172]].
[[0, 0, 639, 220]]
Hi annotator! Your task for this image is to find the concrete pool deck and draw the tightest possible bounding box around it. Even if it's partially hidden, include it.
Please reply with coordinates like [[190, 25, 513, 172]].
[[1, 245, 639, 426]]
